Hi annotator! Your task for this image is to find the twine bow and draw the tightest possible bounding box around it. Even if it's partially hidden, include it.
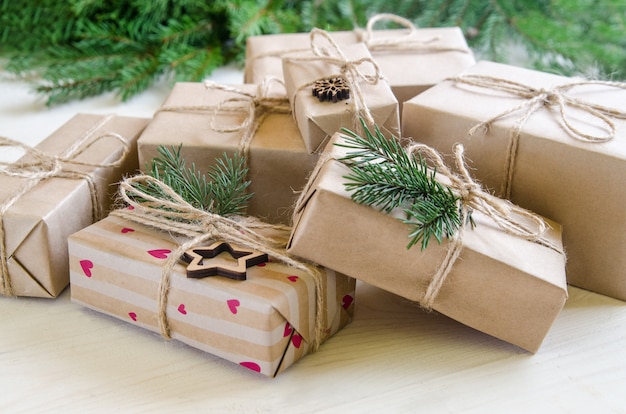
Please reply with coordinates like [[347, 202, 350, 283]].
[[284, 28, 384, 127], [111, 175, 327, 351], [158, 78, 291, 165], [295, 135, 559, 311], [450, 74, 626, 198], [405, 142, 560, 309], [357, 13, 470, 54], [0, 115, 130, 296]]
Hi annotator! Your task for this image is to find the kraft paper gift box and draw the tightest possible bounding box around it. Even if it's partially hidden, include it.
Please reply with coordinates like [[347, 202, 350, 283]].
[[287, 132, 568, 353], [0, 114, 148, 298], [282, 30, 400, 153], [138, 82, 319, 226], [245, 16, 475, 106], [402, 60, 626, 300], [68, 214, 356, 377]]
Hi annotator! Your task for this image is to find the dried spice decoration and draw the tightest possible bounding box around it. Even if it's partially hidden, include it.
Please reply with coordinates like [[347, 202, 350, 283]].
[[312, 77, 350, 103]]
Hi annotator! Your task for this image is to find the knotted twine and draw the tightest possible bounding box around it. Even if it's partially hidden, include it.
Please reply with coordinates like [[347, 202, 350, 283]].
[[283, 28, 383, 128], [449, 74, 626, 198], [158, 78, 291, 171], [0, 115, 130, 296], [355, 13, 472, 54], [111, 175, 327, 351], [249, 13, 471, 64], [295, 137, 560, 310], [405, 142, 561, 308]]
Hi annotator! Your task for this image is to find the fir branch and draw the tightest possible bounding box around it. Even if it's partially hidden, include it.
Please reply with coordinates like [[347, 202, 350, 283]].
[[145, 145, 252, 216], [2, 1, 625, 103], [336, 122, 463, 250]]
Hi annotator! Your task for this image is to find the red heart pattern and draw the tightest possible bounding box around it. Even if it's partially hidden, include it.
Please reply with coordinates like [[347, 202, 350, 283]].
[[178, 304, 187, 315], [80, 260, 93, 277], [148, 249, 171, 259], [342, 294, 354, 310], [287, 275, 298, 282], [292, 333, 303, 349], [128, 312, 137, 321], [240, 361, 261, 372], [227, 299, 240, 314], [283, 323, 292, 337], [121, 227, 135, 233]]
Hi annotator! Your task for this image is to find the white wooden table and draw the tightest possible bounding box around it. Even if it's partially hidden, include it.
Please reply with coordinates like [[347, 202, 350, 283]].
[[1, 69, 625, 414]]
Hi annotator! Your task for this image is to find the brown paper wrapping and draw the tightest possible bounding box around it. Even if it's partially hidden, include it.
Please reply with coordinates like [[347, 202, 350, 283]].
[[245, 27, 475, 106], [282, 41, 400, 153], [69, 214, 355, 377], [137, 82, 319, 225], [287, 133, 568, 353], [402, 60, 626, 300], [0, 114, 148, 298]]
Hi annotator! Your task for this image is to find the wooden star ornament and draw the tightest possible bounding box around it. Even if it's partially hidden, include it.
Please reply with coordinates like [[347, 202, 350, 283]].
[[181, 241, 269, 281]]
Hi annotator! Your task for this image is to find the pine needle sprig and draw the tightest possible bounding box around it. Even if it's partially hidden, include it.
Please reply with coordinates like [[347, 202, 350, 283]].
[[143, 144, 252, 217], [336, 123, 463, 250]]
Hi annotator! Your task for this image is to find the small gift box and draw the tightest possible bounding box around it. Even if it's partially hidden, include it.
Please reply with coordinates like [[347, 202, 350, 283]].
[[282, 29, 400, 153], [69, 212, 356, 377], [245, 14, 475, 106], [402, 60, 626, 300], [137, 81, 319, 225], [288, 131, 567, 353], [0, 114, 148, 298]]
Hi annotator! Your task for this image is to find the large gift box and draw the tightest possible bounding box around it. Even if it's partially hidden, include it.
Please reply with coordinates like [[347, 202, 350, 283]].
[[282, 30, 400, 153], [138, 81, 319, 225], [0, 114, 148, 298], [402, 60, 626, 300], [288, 132, 568, 353], [245, 15, 475, 106], [69, 214, 356, 377]]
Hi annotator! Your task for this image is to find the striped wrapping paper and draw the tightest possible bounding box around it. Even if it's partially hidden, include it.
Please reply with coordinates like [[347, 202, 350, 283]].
[[69, 214, 356, 377]]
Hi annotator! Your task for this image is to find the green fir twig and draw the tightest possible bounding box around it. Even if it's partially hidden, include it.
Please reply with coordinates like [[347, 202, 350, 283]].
[[336, 122, 463, 250], [1, 1, 625, 105], [141, 144, 252, 217]]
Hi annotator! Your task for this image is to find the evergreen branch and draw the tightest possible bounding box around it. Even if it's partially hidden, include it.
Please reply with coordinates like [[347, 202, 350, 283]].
[[2, 1, 625, 104], [146, 144, 252, 216], [336, 122, 463, 250]]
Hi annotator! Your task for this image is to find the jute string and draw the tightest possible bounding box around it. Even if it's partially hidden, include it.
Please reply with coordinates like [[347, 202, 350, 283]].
[[355, 13, 472, 54], [0, 115, 130, 296], [249, 13, 470, 64], [157, 78, 291, 170], [111, 175, 327, 351], [283, 28, 383, 128], [449, 74, 626, 198], [295, 138, 561, 310]]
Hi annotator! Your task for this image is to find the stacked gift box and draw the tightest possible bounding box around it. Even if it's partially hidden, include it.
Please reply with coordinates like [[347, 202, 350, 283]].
[[2, 14, 625, 376]]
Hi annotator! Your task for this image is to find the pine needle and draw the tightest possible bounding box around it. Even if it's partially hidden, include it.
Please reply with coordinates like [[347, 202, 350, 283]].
[[336, 122, 462, 250], [143, 144, 252, 216]]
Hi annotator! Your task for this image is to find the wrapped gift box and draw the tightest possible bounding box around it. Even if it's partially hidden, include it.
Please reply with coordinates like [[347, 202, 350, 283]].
[[246, 25, 474, 106], [69, 214, 356, 377], [282, 38, 400, 153], [402, 60, 626, 300], [138, 82, 319, 225], [288, 132, 568, 353], [0, 114, 148, 298]]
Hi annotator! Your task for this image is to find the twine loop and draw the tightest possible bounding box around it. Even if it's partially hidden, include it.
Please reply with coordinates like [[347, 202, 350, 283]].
[[450, 74, 626, 197], [158, 79, 291, 166], [405, 142, 557, 308], [285, 28, 383, 126], [112, 174, 327, 351], [0, 115, 129, 296]]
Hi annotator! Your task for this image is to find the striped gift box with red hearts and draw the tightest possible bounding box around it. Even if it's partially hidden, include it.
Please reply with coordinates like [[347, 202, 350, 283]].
[[68, 214, 355, 377]]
